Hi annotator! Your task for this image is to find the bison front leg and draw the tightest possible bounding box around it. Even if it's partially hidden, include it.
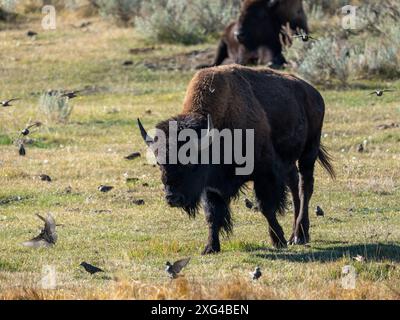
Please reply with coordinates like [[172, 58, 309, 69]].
[[202, 191, 232, 255], [254, 169, 287, 249]]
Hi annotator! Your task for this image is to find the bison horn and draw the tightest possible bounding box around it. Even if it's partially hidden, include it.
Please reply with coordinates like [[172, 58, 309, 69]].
[[267, 0, 279, 8], [137, 118, 154, 146]]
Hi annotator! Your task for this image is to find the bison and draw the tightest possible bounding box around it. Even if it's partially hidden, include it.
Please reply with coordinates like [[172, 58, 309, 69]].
[[138, 65, 334, 254], [198, 0, 309, 69]]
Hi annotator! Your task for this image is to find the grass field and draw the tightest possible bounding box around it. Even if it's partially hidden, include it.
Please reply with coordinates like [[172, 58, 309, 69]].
[[0, 16, 399, 300]]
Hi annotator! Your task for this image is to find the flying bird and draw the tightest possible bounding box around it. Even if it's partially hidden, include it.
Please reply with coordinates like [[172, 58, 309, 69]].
[[316, 206, 325, 217], [98, 185, 114, 193], [250, 267, 262, 280], [1, 98, 20, 107], [80, 262, 104, 275], [125, 152, 141, 160], [22, 213, 58, 248], [369, 89, 395, 97], [293, 32, 318, 42], [165, 258, 191, 279], [60, 90, 81, 99], [19, 122, 42, 137]]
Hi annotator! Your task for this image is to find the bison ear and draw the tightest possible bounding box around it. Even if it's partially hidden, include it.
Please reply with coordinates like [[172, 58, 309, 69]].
[[137, 118, 154, 146]]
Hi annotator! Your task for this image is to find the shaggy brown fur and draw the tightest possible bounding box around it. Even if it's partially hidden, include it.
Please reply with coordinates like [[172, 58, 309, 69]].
[[139, 65, 334, 254], [197, 0, 308, 69]]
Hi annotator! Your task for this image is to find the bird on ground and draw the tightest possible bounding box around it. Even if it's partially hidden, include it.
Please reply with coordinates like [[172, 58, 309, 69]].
[[22, 213, 58, 248], [80, 262, 104, 275], [165, 258, 191, 279], [357, 144, 364, 153], [125, 152, 141, 160], [27, 30, 38, 37], [18, 144, 26, 156], [251, 267, 262, 280], [1, 98, 20, 107], [60, 90, 81, 99], [369, 89, 395, 97], [98, 185, 114, 193], [316, 206, 325, 217], [39, 174, 52, 182]]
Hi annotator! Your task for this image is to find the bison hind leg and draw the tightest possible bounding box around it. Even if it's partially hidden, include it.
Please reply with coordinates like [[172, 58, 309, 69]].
[[254, 165, 288, 249]]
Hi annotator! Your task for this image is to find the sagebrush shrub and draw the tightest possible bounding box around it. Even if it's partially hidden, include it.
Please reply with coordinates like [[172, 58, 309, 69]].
[[39, 91, 73, 124]]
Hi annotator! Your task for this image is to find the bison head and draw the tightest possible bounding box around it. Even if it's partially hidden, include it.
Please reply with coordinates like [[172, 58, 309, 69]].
[[235, 0, 277, 50], [138, 114, 213, 216], [235, 0, 308, 49]]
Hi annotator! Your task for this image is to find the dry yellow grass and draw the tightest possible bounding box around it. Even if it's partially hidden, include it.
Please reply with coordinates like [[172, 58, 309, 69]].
[[0, 14, 399, 300]]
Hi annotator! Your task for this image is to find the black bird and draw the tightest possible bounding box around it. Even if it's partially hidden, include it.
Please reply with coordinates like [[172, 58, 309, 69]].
[[39, 174, 52, 182], [357, 144, 364, 153], [316, 206, 325, 217], [18, 144, 26, 156], [251, 267, 262, 280], [22, 213, 58, 248], [27, 30, 38, 37], [1, 98, 20, 107], [369, 89, 394, 97], [122, 60, 134, 66], [293, 32, 318, 42], [165, 258, 190, 279], [98, 185, 114, 193], [125, 152, 141, 160], [80, 262, 104, 275], [60, 90, 81, 99], [244, 198, 254, 209], [19, 122, 42, 137]]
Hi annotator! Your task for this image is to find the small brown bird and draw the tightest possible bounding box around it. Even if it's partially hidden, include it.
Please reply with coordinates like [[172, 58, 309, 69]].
[[125, 152, 141, 160], [80, 262, 104, 275], [22, 213, 58, 248], [369, 89, 394, 97], [132, 199, 145, 206], [1, 98, 20, 107], [60, 90, 81, 99], [316, 206, 325, 217], [165, 258, 190, 279], [98, 185, 114, 193], [39, 174, 52, 182]]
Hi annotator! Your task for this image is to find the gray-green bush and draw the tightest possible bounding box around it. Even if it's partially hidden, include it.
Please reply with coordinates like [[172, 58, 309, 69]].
[[39, 91, 73, 124]]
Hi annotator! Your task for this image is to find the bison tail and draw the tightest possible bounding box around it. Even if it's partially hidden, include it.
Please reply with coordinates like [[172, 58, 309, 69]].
[[318, 144, 336, 179]]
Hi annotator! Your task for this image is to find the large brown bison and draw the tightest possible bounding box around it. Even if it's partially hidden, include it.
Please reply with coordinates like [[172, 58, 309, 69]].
[[138, 65, 334, 254], [198, 0, 309, 68]]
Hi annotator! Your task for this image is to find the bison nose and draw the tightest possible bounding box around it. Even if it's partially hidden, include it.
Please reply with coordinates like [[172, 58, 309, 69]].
[[234, 30, 246, 42], [166, 193, 184, 207]]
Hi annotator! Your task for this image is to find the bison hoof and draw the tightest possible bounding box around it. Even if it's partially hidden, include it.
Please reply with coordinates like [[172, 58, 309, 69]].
[[202, 245, 220, 255], [272, 240, 287, 249], [288, 234, 310, 245]]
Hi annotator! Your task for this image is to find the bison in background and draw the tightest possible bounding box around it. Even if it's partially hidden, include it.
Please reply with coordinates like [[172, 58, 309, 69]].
[[138, 65, 334, 254], [198, 0, 309, 69]]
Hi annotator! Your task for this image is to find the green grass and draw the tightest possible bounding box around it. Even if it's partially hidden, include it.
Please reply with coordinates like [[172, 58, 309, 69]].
[[0, 17, 399, 300]]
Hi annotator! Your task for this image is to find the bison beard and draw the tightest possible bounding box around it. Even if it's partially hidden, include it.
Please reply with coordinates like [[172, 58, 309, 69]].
[[138, 65, 334, 254]]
